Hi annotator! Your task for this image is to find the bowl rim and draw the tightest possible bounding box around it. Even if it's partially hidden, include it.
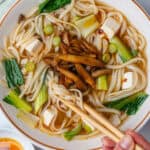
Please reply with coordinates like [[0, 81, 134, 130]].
[[0, 0, 150, 149]]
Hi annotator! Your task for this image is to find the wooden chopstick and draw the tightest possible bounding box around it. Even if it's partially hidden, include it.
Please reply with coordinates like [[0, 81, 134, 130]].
[[83, 103, 124, 139], [83, 103, 142, 150], [58, 98, 142, 150], [60, 98, 119, 141]]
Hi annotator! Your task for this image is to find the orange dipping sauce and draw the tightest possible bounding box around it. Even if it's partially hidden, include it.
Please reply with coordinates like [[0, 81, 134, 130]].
[[0, 138, 23, 150]]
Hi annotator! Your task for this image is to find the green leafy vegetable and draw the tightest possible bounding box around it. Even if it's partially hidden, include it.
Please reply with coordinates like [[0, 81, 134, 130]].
[[34, 85, 48, 114], [105, 92, 148, 115], [39, 0, 49, 13], [3, 58, 24, 88], [82, 124, 92, 134], [109, 43, 117, 54], [39, 0, 71, 13], [96, 75, 108, 91], [44, 24, 54, 35], [131, 49, 138, 57], [53, 36, 61, 47], [4, 90, 32, 112], [33, 69, 48, 114], [63, 123, 82, 141], [110, 37, 133, 62], [102, 53, 111, 63]]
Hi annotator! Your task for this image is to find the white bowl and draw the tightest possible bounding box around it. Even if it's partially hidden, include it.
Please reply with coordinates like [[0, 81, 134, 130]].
[[0, 0, 150, 149], [0, 128, 34, 150]]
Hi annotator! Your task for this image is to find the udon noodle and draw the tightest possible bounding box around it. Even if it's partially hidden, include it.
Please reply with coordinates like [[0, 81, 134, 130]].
[[0, 0, 147, 140]]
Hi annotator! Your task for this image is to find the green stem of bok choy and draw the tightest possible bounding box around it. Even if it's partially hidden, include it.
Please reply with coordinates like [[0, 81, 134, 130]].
[[34, 85, 48, 114], [3, 90, 32, 112], [110, 37, 133, 62], [33, 69, 48, 114], [82, 124, 92, 134], [96, 75, 108, 91], [63, 123, 82, 141]]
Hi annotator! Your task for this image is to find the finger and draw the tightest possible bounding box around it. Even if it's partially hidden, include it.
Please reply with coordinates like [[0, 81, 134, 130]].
[[115, 135, 135, 150], [126, 130, 150, 150], [114, 144, 124, 150], [102, 146, 113, 150], [102, 136, 116, 148]]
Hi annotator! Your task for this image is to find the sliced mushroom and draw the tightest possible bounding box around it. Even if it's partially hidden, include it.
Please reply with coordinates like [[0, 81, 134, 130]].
[[75, 64, 95, 88], [44, 58, 58, 69], [59, 74, 65, 85], [59, 74, 73, 88], [58, 54, 104, 67], [44, 53, 58, 59], [65, 77, 74, 88], [92, 69, 112, 77], [82, 40, 98, 54], [60, 43, 68, 54], [57, 67, 87, 91]]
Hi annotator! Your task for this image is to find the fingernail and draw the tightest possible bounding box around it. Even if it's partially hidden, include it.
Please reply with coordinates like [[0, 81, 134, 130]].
[[120, 135, 133, 149]]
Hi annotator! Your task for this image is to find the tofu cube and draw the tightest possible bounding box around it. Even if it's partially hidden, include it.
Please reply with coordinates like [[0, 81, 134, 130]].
[[21, 58, 28, 65], [101, 17, 121, 39], [25, 39, 43, 54], [122, 72, 133, 89], [42, 109, 55, 126]]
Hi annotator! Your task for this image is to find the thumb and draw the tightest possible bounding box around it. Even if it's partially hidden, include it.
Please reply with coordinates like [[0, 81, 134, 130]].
[[115, 135, 134, 150]]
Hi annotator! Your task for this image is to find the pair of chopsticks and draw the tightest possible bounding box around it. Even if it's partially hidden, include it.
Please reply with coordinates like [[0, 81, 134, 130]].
[[59, 99, 142, 150]]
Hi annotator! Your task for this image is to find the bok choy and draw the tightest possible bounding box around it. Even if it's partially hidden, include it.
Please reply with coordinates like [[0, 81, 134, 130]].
[[96, 75, 108, 91], [4, 90, 32, 112], [63, 123, 82, 141], [105, 92, 148, 115], [34, 85, 48, 114], [34, 69, 48, 114], [82, 124, 92, 134], [39, 0, 71, 13], [3, 58, 24, 89], [110, 37, 133, 62]]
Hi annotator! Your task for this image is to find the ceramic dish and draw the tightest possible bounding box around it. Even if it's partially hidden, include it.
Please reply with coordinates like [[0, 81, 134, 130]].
[[0, 0, 150, 149], [0, 128, 34, 150]]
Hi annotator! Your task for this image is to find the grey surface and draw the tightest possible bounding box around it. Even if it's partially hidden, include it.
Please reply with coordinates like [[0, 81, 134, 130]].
[[137, 0, 150, 14], [36, 1, 150, 149]]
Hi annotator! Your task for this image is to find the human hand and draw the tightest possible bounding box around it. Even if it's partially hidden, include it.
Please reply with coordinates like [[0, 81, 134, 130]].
[[102, 130, 150, 150]]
